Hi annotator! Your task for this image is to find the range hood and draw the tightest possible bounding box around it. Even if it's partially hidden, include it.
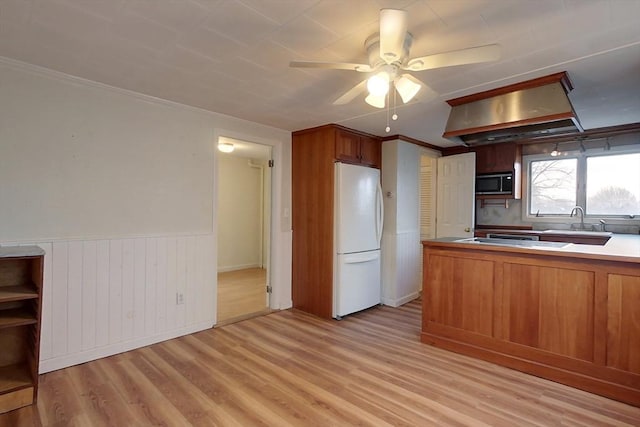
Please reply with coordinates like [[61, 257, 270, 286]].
[[443, 72, 583, 145]]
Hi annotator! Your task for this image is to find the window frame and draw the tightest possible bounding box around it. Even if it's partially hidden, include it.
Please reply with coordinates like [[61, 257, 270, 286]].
[[523, 145, 640, 223]]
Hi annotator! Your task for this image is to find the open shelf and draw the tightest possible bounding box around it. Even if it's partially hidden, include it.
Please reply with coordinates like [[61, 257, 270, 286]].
[[0, 308, 36, 329], [0, 364, 31, 394], [0, 286, 38, 303]]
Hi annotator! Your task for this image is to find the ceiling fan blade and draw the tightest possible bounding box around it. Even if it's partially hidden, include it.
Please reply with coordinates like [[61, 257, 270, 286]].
[[333, 80, 368, 105], [404, 44, 501, 71], [289, 61, 372, 72], [379, 9, 408, 64]]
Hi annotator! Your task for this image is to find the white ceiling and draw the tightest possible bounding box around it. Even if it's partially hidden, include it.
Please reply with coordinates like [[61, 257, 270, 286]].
[[1, 0, 639, 147]]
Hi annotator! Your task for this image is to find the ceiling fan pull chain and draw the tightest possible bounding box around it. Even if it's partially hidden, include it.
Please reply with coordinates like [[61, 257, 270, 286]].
[[385, 91, 391, 133], [392, 88, 398, 121]]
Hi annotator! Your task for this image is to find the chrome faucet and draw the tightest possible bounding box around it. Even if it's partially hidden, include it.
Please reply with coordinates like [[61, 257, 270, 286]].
[[570, 206, 585, 230]]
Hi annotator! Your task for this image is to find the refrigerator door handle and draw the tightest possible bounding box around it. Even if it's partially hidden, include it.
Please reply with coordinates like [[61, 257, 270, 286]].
[[344, 252, 380, 264], [376, 181, 384, 247]]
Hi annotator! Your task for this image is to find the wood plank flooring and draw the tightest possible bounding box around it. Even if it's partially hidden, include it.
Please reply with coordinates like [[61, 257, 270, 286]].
[[217, 268, 268, 324], [2, 300, 640, 426]]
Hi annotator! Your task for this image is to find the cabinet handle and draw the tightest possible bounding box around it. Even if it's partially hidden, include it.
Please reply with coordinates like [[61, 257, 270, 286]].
[[464, 227, 471, 232]]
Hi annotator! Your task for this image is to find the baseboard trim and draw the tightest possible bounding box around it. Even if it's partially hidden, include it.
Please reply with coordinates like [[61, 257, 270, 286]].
[[382, 291, 420, 307], [217, 264, 261, 273]]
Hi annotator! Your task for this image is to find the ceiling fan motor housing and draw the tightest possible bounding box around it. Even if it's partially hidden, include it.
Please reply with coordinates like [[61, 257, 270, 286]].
[[364, 32, 413, 71]]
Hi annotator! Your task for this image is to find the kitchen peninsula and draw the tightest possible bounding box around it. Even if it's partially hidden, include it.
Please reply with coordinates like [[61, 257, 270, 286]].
[[421, 234, 640, 406]]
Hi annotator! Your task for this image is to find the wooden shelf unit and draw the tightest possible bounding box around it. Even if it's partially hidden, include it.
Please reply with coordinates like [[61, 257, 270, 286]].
[[0, 246, 44, 414]]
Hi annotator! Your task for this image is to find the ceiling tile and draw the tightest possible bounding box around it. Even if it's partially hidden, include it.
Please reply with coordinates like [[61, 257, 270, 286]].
[[242, 40, 300, 74], [158, 45, 220, 74], [124, 0, 212, 32], [426, 0, 493, 23], [178, 27, 245, 61], [108, 12, 179, 52], [203, 0, 280, 47], [30, 0, 112, 35], [480, 0, 564, 40], [56, 0, 128, 22], [303, 1, 379, 38], [237, 0, 317, 25], [269, 15, 339, 57], [0, 0, 34, 25]]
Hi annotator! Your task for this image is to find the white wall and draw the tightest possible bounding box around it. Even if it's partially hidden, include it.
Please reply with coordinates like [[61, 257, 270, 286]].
[[381, 140, 422, 307], [217, 155, 262, 271], [0, 57, 292, 372]]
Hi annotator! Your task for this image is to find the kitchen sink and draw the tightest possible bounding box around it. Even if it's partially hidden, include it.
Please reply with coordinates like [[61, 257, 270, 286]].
[[455, 237, 570, 249]]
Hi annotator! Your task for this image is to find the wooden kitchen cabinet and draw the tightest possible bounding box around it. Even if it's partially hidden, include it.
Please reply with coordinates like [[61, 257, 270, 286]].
[[292, 124, 381, 318], [502, 263, 595, 361], [474, 142, 520, 174], [335, 128, 381, 168], [425, 256, 495, 337], [0, 246, 44, 414], [422, 241, 640, 407], [474, 142, 522, 200], [607, 274, 640, 374]]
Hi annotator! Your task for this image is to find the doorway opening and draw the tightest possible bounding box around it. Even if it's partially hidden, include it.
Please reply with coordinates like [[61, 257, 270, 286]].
[[216, 137, 272, 325]]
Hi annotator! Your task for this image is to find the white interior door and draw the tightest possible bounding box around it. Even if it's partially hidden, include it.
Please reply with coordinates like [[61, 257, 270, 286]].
[[436, 152, 476, 238]]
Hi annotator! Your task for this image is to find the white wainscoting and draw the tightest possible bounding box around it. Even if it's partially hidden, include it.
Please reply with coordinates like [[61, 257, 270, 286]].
[[12, 234, 216, 373], [381, 230, 422, 307]]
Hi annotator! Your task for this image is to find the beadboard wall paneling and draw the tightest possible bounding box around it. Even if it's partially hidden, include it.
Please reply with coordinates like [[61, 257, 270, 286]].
[[382, 230, 421, 307], [22, 234, 215, 373]]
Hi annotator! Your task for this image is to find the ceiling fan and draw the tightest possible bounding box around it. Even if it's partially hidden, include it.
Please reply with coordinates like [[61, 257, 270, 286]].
[[290, 9, 501, 109]]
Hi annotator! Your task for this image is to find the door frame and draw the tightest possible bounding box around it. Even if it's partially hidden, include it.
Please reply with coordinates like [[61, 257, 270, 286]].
[[212, 129, 285, 322]]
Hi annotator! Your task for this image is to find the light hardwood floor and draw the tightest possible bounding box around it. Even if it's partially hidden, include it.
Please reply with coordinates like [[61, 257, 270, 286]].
[[217, 268, 268, 324], [2, 300, 640, 426]]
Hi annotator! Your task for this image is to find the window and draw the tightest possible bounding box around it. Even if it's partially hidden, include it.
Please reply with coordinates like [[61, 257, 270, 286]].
[[586, 154, 640, 215], [526, 150, 640, 218], [530, 158, 577, 215]]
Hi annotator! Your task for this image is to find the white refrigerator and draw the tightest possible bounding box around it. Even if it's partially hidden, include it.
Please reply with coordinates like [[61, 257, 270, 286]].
[[333, 162, 383, 319]]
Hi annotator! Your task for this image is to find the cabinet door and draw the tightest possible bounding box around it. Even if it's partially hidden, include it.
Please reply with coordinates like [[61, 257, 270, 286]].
[[475, 143, 518, 174], [425, 255, 495, 336], [358, 136, 381, 168], [607, 274, 640, 374], [493, 143, 518, 172], [335, 130, 361, 164], [502, 263, 595, 361], [474, 144, 496, 174]]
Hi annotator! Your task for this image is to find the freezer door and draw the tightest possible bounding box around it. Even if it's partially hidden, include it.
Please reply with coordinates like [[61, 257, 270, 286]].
[[333, 250, 381, 318], [335, 163, 383, 254]]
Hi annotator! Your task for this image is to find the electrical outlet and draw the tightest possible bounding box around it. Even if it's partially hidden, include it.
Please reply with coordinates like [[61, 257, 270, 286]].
[[176, 292, 184, 305]]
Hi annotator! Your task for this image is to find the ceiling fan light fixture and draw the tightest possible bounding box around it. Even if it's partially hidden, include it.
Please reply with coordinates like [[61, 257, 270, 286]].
[[367, 71, 390, 97], [218, 142, 234, 153], [395, 74, 421, 103], [365, 93, 386, 108]]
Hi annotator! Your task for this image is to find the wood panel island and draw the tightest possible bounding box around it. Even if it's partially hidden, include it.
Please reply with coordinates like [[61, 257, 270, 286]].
[[421, 234, 640, 406]]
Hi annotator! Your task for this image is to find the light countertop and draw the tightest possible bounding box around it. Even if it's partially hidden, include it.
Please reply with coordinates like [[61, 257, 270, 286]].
[[423, 234, 640, 264]]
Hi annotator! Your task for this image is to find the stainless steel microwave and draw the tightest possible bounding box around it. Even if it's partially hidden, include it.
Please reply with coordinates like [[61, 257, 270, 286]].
[[476, 173, 513, 195]]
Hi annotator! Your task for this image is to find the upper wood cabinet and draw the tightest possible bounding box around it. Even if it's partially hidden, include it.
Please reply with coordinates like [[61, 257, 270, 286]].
[[474, 142, 521, 174], [474, 142, 522, 201], [335, 129, 381, 168]]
